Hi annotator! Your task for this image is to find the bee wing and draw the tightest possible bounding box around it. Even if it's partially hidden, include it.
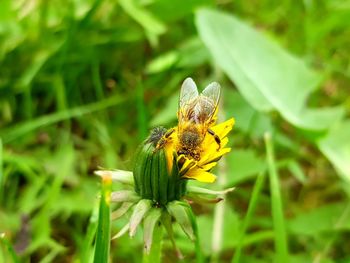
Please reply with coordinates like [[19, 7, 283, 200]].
[[201, 82, 221, 118], [179, 78, 199, 109], [178, 78, 199, 123]]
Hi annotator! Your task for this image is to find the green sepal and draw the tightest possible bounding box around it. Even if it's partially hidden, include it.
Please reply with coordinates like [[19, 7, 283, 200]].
[[161, 212, 183, 259], [110, 190, 140, 203], [166, 201, 195, 241], [158, 149, 169, 206], [133, 143, 153, 195], [151, 150, 160, 202], [111, 202, 134, 220], [95, 170, 134, 185], [143, 146, 153, 199], [133, 127, 188, 206], [129, 199, 153, 237], [143, 208, 162, 254]]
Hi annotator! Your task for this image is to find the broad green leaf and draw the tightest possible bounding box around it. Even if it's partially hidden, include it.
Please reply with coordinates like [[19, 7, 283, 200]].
[[224, 90, 272, 137], [317, 120, 350, 183], [288, 203, 350, 235], [196, 9, 345, 131], [226, 149, 266, 186]]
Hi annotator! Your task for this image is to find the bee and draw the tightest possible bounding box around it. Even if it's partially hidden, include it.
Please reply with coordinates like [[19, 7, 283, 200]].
[[176, 77, 221, 160]]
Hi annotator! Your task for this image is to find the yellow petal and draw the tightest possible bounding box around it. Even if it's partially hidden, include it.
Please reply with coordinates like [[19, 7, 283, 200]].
[[220, 137, 229, 148], [204, 147, 231, 165], [178, 155, 197, 174], [183, 168, 217, 183], [200, 162, 217, 171], [211, 118, 235, 138]]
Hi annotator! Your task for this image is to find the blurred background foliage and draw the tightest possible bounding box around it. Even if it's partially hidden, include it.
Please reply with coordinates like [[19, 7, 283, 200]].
[[0, 0, 350, 262]]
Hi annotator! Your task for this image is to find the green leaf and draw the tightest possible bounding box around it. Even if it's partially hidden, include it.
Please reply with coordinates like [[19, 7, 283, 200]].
[[288, 203, 350, 235], [317, 120, 350, 182], [146, 51, 178, 74], [93, 175, 112, 263], [224, 90, 272, 137], [196, 9, 345, 131], [119, 0, 166, 46], [226, 149, 266, 186]]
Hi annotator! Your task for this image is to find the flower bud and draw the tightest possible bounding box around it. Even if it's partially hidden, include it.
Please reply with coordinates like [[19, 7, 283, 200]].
[[133, 127, 187, 206]]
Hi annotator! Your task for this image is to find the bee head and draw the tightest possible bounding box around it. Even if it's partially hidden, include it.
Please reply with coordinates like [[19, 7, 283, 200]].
[[146, 126, 167, 147]]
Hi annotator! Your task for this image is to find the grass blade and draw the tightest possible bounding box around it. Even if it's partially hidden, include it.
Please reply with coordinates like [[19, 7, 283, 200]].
[[93, 174, 112, 263], [0, 233, 20, 263], [231, 171, 266, 263], [0, 138, 3, 201], [264, 132, 289, 262], [1, 95, 125, 144]]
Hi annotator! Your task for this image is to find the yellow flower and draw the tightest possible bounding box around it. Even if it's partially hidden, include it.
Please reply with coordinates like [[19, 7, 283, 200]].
[[163, 117, 235, 183]]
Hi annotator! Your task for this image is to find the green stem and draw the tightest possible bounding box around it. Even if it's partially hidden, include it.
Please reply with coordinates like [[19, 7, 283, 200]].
[[185, 204, 203, 263], [231, 172, 266, 263], [264, 132, 289, 263], [142, 224, 163, 263], [211, 88, 228, 263]]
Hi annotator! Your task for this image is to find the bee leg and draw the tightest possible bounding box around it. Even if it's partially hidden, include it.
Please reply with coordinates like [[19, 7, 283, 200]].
[[164, 128, 175, 138], [156, 128, 175, 150], [208, 128, 221, 151]]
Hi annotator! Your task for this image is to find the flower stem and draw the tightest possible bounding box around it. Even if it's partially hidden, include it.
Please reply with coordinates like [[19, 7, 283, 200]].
[[231, 172, 266, 263], [211, 97, 228, 263], [142, 223, 163, 263], [264, 132, 289, 263]]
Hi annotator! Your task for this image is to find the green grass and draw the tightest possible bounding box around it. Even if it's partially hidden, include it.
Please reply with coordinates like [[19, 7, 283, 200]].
[[1, 0, 350, 262]]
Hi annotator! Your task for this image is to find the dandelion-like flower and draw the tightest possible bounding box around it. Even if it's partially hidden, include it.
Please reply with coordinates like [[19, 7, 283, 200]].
[[95, 78, 234, 257]]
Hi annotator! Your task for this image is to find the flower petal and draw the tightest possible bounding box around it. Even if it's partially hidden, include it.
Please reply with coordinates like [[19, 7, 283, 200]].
[[211, 118, 235, 138], [183, 168, 216, 183]]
